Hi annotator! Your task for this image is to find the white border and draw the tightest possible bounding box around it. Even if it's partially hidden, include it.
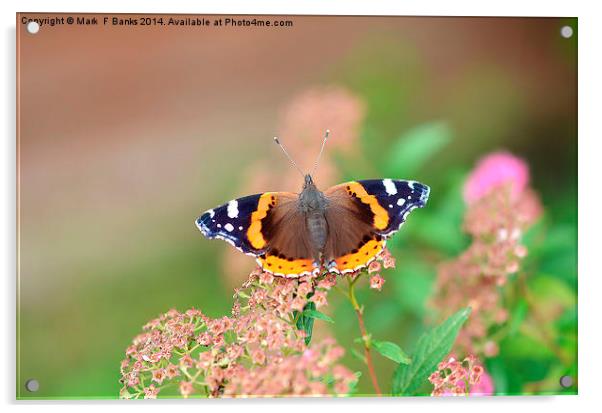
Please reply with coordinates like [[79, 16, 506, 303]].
[[2, 1, 599, 413]]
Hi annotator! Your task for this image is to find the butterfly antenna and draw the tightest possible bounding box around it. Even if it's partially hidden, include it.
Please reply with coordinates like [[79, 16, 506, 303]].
[[273, 136, 304, 177], [311, 129, 330, 176]]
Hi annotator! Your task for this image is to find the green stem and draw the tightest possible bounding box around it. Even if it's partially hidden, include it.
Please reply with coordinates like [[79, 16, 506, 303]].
[[347, 277, 382, 396]]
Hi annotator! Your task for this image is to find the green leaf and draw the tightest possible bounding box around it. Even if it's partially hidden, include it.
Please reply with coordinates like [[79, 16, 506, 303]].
[[303, 309, 334, 323], [350, 348, 366, 364], [391, 307, 471, 396], [224, 329, 237, 344], [508, 299, 528, 336], [372, 340, 411, 364], [347, 371, 363, 395], [295, 301, 316, 345], [353, 337, 363, 344], [384, 121, 451, 177], [392, 259, 434, 316]]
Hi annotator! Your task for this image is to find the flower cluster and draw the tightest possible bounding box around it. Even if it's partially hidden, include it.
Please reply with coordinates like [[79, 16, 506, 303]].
[[119, 270, 358, 399], [366, 251, 395, 292], [240, 268, 338, 316], [431, 152, 542, 357], [429, 355, 490, 396], [224, 338, 355, 397], [120, 243, 397, 399]]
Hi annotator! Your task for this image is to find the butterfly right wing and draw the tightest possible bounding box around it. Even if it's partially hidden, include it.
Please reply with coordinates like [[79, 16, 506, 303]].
[[322, 179, 429, 274]]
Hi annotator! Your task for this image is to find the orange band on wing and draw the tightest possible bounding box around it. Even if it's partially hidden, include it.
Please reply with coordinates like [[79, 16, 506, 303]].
[[258, 254, 316, 277], [334, 239, 385, 273], [247, 193, 276, 249], [346, 182, 389, 230]]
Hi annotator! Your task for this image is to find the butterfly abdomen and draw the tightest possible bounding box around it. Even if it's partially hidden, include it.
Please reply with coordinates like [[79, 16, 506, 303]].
[[306, 211, 328, 257]]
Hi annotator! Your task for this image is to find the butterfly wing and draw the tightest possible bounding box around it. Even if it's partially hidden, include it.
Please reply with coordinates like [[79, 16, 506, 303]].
[[196, 192, 319, 278], [323, 179, 429, 274]]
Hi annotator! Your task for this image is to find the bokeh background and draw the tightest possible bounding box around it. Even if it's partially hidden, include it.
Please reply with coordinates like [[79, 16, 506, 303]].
[[17, 14, 577, 398]]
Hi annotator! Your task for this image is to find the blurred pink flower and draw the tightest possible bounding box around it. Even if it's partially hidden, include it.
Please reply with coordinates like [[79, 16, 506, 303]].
[[369, 274, 385, 291], [464, 151, 529, 204], [432, 154, 542, 357], [469, 371, 494, 396], [179, 381, 194, 398]]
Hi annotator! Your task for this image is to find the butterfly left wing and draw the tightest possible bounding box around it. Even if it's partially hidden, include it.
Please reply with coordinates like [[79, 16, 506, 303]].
[[322, 179, 429, 274], [196, 192, 292, 256], [196, 192, 320, 277]]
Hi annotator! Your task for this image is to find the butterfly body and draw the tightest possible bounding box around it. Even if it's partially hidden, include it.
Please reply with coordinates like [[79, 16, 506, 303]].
[[196, 175, 430, 278], [298, 175, 329, 259]]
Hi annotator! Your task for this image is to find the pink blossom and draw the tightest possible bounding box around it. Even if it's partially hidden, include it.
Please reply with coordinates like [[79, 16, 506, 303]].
[[380, 248, 396, 269], [179, 381, 194, 398], [291, 296, 306, 312], [180, 354, 194, 368], [368, 260, 382, 274], [514, 245, 528, 258], [369, 274, 386, 291], [151, 368, 166, 384], [464, 151, 529, 204], [469, 371, 494, 396], [310, 291, 328, 308], [259, 271, 274, 285], [165, 364, 179, 379], [252, 348, 266, 365], [143, 385, 159, 399], [296, 282, 313, 298]]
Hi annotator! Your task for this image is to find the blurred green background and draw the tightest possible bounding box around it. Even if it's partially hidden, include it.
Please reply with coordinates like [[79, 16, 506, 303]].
[[17, 15, 576, 398]]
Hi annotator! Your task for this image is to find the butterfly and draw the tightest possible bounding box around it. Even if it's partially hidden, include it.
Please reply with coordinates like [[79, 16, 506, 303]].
[[196, 131, 430, 278]]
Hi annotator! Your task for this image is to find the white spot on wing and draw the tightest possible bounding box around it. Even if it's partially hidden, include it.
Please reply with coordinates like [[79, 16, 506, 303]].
[[224, 223, 234, 232], [383, 179, 397, 195], [238, 226, 243, 231], [397, 198, 406, 207], [227, 200, 239, 218], [208, 209, 215, 218]]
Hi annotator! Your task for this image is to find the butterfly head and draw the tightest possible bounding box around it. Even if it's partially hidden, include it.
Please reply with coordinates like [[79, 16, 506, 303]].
[[303, 174, 316, 189], [299, 174, 327, 212]]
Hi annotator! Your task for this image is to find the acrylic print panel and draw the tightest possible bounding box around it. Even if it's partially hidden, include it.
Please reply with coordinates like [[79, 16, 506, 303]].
[[16, 13, 577, 399]]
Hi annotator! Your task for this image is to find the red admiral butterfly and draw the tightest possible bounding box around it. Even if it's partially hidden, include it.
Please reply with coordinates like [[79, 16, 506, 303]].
[[196, 131, 430, 278]]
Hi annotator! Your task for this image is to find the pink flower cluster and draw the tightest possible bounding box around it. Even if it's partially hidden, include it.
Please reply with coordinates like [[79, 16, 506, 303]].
[[367, 252, 395, 292], [224, 338, 355, 397], [429, 355, 491, 396], [431, 152, 542, 357], [119, 272, 356, 399], [242, 268, 338, 316]]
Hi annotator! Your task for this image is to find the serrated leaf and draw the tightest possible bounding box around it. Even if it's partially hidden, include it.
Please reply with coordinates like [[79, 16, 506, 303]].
[[372, 340, 411, 365], [392, 307, 471, 396], [385, 121, 451, 177], [303, 309, 334, 323]]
